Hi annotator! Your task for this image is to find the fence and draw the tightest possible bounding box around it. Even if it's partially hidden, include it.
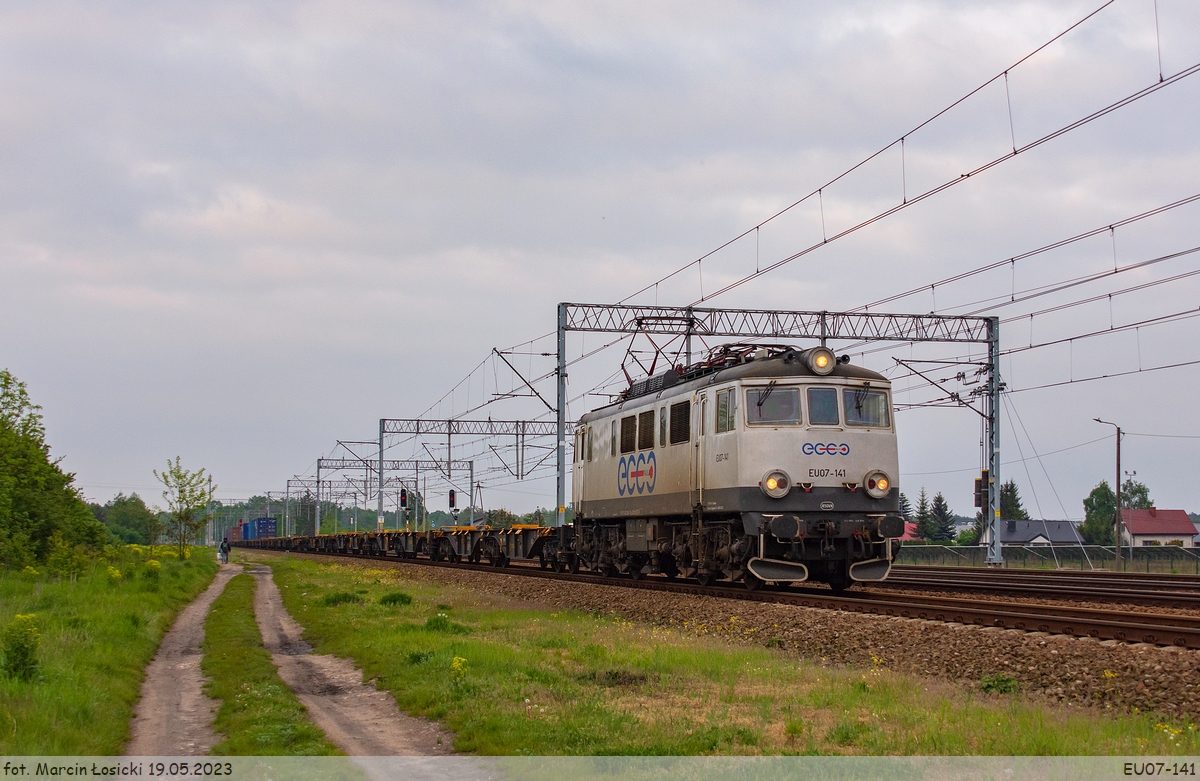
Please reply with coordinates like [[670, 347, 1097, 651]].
[[895, 543, 1200, 574]]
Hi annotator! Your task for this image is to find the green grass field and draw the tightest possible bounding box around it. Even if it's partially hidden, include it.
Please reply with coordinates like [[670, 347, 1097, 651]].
[[255, 553, 1200, 756], [202, 572, 340, 755], [0, 547, 218, 754]]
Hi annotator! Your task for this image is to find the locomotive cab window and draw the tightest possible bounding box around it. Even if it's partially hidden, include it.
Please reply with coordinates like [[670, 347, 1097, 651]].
[[844, 388, 891, 427], [638, 410, 655, 450], [620, 416, 637, 454], [669, 402, 690, 445], [715, 388, 737, 433], [746, 384, 800, 425], [807, 387, 840, 426]]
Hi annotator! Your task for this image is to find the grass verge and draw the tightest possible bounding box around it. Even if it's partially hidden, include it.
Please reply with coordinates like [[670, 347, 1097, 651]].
[[257, 554, 1200, 756], [0, 547, 219, 754], [202, 573, 340, 755]]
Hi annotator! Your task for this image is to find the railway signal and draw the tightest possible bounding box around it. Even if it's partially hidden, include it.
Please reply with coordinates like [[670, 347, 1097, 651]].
[[974, 469, 988, 508], [448, 489, 456, 509]]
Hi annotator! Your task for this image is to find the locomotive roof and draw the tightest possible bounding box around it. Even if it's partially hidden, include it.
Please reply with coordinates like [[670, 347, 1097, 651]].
[[580, 353, 888, 422]]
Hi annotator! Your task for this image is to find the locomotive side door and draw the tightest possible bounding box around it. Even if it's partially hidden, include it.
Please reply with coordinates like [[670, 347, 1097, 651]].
[[691, 393, 707, 506]]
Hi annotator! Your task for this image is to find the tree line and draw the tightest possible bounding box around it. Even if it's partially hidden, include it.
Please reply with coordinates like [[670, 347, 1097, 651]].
[[898, 476, 1159, 545], [1, 368, 214, 567]]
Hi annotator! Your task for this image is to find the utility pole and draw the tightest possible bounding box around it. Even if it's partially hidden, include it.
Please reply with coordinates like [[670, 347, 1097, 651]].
[[1094, 418, 1123, 570]]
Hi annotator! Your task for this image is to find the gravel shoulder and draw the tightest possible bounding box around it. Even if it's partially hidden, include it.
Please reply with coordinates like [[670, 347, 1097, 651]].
[[272, 553, 1200, 722], [249, 564, 455, 756], [125, 563, 240, 756]]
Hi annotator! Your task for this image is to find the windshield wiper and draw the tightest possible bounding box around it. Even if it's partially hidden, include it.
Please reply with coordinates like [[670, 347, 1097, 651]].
[[757, 380, 777, 407]]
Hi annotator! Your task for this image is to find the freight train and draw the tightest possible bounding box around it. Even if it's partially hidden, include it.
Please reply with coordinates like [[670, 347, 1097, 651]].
[[238, 343, 905, 591]]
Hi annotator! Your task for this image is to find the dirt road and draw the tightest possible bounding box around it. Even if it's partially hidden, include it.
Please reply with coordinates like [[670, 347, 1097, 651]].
[[125, 564, 240, 756], [249, 565, 455, 756]]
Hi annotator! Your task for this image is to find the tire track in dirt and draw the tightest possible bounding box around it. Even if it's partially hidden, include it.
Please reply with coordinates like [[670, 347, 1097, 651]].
[[248, 565, 455, 756], [125, 563, 240, 756]]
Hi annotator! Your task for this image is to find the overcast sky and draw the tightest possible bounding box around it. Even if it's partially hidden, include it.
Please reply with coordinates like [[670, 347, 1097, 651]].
[[3, 0, 1198, 518]]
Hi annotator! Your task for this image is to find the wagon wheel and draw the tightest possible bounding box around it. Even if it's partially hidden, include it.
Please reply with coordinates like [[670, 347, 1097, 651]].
[[568, 554, 581, 574], [743, 572, 763, 591], [630, 565, 645, 581], [695, 571, 714, 588]]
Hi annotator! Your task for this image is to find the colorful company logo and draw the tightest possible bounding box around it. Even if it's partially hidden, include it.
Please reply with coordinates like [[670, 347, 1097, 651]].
[[802, 442, 850, 456], [617, 452, 657, 496]]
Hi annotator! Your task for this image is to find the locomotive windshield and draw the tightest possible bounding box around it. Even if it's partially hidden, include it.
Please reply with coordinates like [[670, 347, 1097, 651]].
[[806, 387, 839, 425], [845, 388, 891, 427], [746, 386, 800, 425]]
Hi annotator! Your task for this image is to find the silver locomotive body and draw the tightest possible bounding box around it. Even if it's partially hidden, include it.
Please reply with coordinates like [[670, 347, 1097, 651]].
[[570, 344, 905, 589]]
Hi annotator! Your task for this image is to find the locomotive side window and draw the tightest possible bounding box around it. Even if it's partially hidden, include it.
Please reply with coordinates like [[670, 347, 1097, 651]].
[[807, 387, 840, 425], [844, 388, 891, 427], [659, 407, 667, 447], [715, 388, 737, 433], [669, 402, 690, 444], [638, 410, 655, 450], [746, 386, 800, 425], [611, 420, 618, 457], [586, 426, 593, 462], [620, 416, 637, 454]]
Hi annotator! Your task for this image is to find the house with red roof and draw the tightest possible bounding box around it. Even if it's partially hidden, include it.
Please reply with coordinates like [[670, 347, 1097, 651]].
[[1121, 507, 1196, 548]]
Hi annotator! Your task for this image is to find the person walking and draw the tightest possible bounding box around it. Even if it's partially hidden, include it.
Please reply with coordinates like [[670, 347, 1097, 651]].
[[219, 538, 230, 564]]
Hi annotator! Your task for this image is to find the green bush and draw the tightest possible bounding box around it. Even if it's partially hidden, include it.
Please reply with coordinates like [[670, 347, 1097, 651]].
[[981, 673, 1020, 694], [379, 591, 412, 607], [2, 614, 40, 681], [319, 591, 362, 607]]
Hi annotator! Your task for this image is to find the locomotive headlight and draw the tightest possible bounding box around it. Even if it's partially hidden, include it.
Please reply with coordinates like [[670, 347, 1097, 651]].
[[761, 469, 791, 499], [864, 470, 892, 499], [804, 347, 836, 376]]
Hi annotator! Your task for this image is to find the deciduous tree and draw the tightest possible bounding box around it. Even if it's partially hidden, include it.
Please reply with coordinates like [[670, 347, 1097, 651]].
[[1079, 481, 1116, 545], [154, 458, 215, 559], [0, 369, 104, 568]]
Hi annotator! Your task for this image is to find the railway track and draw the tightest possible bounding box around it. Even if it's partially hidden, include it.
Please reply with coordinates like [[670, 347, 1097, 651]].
[[884, 565, 1200, 608], [257, 549, 1200, 650]]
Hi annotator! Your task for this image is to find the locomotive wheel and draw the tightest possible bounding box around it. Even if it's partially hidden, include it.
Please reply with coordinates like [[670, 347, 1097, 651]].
[[568, 555, 580, 574], [630, 565, 645, 581], [743, 572, 763, 591]]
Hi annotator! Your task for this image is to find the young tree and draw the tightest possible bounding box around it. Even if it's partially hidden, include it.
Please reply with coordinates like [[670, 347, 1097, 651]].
[[154, 458, 216, 559], [1079, 481, 1116, 545], [929, 492, 956, 541], [1000, 479, 1030, 520], [898, 492, 913, 521]]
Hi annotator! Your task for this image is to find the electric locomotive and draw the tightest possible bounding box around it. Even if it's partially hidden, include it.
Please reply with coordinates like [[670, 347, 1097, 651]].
[[569, 343, 905, 590]]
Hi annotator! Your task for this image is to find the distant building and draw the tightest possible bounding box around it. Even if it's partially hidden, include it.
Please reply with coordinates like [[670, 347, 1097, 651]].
[[898, 521, 920, 542], [981, 519, 1085, 546], [1121, 508, 1196, 548]]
